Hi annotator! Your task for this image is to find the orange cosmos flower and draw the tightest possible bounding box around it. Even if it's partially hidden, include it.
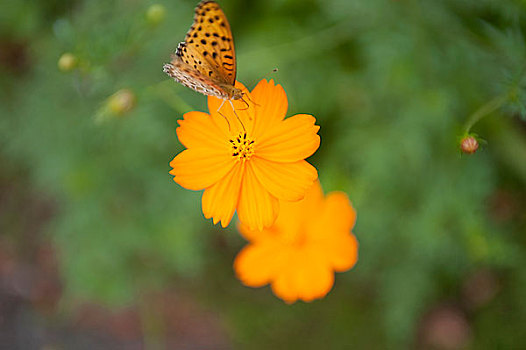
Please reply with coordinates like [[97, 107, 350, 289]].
[[169, 79, 320, 230], [234, 181, 358, 303]]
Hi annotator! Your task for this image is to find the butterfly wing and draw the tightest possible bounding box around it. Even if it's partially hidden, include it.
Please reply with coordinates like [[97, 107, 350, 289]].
[[163, 57, 228, 99], [176, 1, 237, 85]]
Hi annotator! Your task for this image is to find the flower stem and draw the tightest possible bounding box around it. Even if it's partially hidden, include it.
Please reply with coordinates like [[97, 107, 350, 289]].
[[464, 64, 526, 134], [463, 93, 510, 134]]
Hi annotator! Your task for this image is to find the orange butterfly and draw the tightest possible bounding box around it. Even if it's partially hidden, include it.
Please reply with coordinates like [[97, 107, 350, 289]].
[[163, 1, 243, 101]]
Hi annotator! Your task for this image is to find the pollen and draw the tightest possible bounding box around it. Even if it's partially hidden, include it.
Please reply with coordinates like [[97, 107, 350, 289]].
[[229, 132, 255, 161]]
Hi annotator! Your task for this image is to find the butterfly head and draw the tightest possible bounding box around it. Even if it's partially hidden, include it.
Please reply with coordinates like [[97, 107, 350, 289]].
[[223, 85, 244, 100]]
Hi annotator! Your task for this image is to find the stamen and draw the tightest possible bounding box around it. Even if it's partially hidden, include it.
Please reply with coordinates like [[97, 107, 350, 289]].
[[229, 132, 255, 161]]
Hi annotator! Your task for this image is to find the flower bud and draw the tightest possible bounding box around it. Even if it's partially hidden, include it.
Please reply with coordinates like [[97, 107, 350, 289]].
[[108, 89, 136, 116], [460, 136, 479, 154], [146, 4, 166, 26], [57, 53, 76, 72]]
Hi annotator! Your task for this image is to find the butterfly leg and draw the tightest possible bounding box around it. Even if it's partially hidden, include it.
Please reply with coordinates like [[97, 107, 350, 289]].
[[236, 96, 252, 120], [236, 96, 249, 110], [216, 99, 233, 131], [242, 88, 260, 109], [228, 99, 246, 133]]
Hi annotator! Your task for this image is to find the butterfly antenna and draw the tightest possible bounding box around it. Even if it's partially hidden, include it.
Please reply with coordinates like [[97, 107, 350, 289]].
[[240, 67, 279, 108], [266, 67, 279, 79], [245, 67, 279, 91]]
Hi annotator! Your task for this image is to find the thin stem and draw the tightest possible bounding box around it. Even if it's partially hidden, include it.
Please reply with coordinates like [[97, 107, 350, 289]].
[[463, 63, 526, 134], [463, 93, 510, 134]]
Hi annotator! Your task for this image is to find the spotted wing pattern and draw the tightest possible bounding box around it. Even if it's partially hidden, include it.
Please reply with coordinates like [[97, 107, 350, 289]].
[[163, 1, 237, 98]]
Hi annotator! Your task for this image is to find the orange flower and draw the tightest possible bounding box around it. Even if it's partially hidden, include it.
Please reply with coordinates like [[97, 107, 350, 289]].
[[169, 79, 320, 230], [234, 181, 358, 303]]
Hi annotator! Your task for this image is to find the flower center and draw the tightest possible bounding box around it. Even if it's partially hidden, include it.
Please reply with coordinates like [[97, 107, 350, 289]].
[[229, 132, 255, 161]]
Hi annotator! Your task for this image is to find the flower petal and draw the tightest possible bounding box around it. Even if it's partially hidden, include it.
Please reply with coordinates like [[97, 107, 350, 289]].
[[319, 233, 359, 272], [234, 241, 287, 287], [309, 192, 359, 271], [176, 111, 229, 149], [309, 192, 357, 239], [202, 163, 244, 227], [236, 221, 276, 242], [169, 148, 235, 190], [256, 114, 320, 163], [250, 79, 288, 139], [251, 158, 318, 201], [237, 163, 279, 230], [270, 180, 324, 237], [271, 250, 334, 303], [324, 192, 357, 231]]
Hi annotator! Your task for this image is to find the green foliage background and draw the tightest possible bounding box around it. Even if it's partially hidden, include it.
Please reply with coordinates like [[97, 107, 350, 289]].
[[1, 0, 526, 348]]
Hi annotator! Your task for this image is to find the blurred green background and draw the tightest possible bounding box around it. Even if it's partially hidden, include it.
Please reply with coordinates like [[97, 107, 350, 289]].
[[1, 0, 526, 348]]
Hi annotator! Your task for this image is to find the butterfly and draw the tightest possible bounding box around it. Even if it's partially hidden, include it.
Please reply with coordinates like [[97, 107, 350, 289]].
[[163, 1, 243, 101]]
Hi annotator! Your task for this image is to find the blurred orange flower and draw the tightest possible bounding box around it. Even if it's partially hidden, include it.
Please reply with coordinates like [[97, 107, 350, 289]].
[[170, 79, 320, 230], [234, 181, 358, 303]]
